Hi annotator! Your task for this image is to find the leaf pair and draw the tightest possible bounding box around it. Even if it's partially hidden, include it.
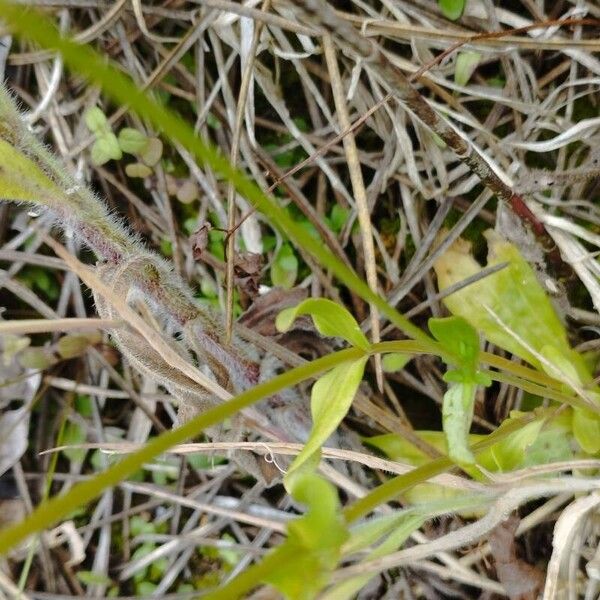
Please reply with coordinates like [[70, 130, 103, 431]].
[[84, 106, 161, 170], [234, 301, 365, 597], [429, 316, 491, 465], [276, 299, 369, 485]]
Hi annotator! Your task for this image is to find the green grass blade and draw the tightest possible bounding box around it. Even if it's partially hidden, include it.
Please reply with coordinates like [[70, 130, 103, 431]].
[[0, 347, 364, 553]]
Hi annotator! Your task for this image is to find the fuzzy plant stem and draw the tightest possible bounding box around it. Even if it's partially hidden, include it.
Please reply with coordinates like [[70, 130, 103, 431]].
[[0, 85, 257, 390], [295, 0, 565, 274]]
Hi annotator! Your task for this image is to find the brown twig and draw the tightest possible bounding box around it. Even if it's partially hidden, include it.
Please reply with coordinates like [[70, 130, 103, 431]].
[[295, 0, 588, 275], [409, 17, 600, 83]]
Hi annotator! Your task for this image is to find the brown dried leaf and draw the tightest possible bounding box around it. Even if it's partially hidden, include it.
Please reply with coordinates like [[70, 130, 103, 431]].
[[239, 287, 308, 336], [234, 251, 263, 298], [489, 515, 545, 600], [191, 223, 212, 260]]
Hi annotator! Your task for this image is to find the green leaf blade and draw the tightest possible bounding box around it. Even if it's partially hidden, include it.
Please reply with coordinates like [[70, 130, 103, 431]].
[[285, 357, 368, 481], [271, 243, 298, 289], [442, 382, 476, 466], [455, 51, 481, 86], [264, 472, 348, 600], [438, 0, 465, 20], [276, 298, 370, 350]]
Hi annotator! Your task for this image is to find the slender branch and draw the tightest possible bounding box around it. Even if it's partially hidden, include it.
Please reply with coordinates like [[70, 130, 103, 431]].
[[224, 0, 270, 342], [295, 0, 567, 273]]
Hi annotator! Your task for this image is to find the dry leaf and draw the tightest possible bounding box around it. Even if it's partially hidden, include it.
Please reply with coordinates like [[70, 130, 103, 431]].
[[489, 515, 545, 600], [234, 251, 263, 299], [191, 223, 212, 259]]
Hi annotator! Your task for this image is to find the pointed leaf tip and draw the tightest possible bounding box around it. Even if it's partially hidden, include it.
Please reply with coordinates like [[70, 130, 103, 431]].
[[276, 298, 369, 350]]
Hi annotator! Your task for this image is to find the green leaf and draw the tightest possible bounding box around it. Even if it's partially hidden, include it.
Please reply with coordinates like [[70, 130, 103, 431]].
[[442, 382, 476, 466], [130, 515, 155, 537], [287, 472, 347, 549], [285, 357, 368, 481], [265, 472, 348, 600], [438, 0, 465, 20], [19, 347, 56, 369], [131, 543, 155, 583], [323, 514, 423, 600], [136, 581, 157, 595], [342, 513, 409, 555], [572, 408, 600, 454], [91, 134, 122, 165], [382, 352, 412, 372], [76, 570, 113, 586], [276, 298, 370, 351], [328, 204, 349, 233], [218, 534, 241, 567], [56, 334, 91, 359], [455, 51, 481, 86], [75, 394, 94, 418], [271, 243, 298, 289], [433, 230, 591, 384], [366, 410, 568, 474], [539, 344, 585, 388], [61, 421, 86, 463], [487, 414, 545, 470], [429, 316, 479, 373], [117, 127, 148, 154], [366, 430, 483, 470], [149, 557, 168, 580], [524, 413, 574, 465], [84, 107, 108, 133], [429, 317, 490, 398]]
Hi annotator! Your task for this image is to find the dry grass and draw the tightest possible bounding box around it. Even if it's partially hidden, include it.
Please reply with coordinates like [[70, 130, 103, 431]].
[[2, 1, 600, 598]]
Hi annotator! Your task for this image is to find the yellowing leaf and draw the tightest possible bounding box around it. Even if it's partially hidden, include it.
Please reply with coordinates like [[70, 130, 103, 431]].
[[284, 357, 367, 483], [2, 334, 30, 365], [276, 298, 370, 350], [125, 162, 152, 178], [56, 334, 92, 359], [433, 230, 591, 383], [140, 137, 163, 167], [0, 138, 62, 204]]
